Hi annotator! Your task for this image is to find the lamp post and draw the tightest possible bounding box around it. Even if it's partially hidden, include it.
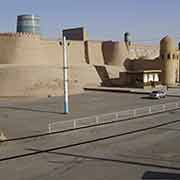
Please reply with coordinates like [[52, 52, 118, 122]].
[[62, 36, 69, 114]]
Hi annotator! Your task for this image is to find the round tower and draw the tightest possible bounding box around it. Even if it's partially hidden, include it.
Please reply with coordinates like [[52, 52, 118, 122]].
[[160, 35, 178, 87], [17, 15, 40, 35]]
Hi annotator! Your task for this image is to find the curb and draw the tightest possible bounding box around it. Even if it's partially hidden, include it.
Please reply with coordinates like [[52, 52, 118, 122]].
[[84, 87, 151, 95], [84, 87, 180, 97]]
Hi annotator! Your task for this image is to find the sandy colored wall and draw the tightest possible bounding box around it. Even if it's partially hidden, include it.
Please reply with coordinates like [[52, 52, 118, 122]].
[[0, 34, 96, 96], [102, 41, 129, 71], [40, 39, 86, 65], [0, 33, 47, 65], [85, 40, 104, 65], [0, 33, 162, 96], [85, 40, 160, 71], [163, 60, 177, 86], [129, 44, 159, 59], [40, 39, 61, 65], [0, 64, 101, 96], [0, 34, 86, 66], [94, 65, 128, 87], [0, 33, 159, 68], [67, 41, 86, 65]]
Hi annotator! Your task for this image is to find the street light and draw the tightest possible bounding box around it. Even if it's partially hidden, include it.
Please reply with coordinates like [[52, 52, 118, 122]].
[[59, 36, 69, 114]]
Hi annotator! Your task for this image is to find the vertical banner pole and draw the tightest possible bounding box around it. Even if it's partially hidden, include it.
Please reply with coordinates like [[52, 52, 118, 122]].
[[63, 36, 69, 114]]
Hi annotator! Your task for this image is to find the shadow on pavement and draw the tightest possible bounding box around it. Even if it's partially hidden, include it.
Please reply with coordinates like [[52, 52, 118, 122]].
[[27, 149, 180, 171], [142, 171, 180, 179], [141, 96, 153, 100], [0, 105, 64, 115]]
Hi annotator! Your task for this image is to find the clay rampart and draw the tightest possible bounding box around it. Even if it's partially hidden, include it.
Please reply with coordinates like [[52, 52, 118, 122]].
[[0, 64, 101, 96], [85, 40, 104, 65], [0, 33, 162, 96], [129, 44, 159, 59], [0, 33, 86, 66]]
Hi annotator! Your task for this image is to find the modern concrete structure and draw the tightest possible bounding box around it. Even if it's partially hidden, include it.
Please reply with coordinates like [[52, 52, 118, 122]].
[[17, 15, 40, 35]]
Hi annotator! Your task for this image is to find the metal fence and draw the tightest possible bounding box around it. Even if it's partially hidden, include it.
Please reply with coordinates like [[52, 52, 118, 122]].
[[48, 101, 180, 133]]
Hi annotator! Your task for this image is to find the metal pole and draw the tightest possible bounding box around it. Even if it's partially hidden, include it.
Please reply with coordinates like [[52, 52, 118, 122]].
[[63, 36, 69, 114]]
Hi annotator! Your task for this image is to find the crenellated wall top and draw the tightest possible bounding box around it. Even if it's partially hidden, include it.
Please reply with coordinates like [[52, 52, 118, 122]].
[[0, 32, 40, 40]]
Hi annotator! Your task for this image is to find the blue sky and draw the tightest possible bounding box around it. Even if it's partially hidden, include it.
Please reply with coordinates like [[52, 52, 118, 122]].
[[0, 0, 180, 43]]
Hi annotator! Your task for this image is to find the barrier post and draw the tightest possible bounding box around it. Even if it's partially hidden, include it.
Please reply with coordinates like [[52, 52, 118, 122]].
[[48, 123, 52, 133], [73, 120, 77, 129]]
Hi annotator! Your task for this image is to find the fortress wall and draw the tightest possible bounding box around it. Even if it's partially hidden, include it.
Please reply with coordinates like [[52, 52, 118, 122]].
[[40, 40, 86, 66], [0, 33, 46, 65], [93, 64, 128, 87], [0, 33, 160, 68], [0, 33, 163, 96], [129, 44, 159, 59], [131, 58, 161, 71], [85, 40, 104, 65], [67, 40, 86, 65], [40, 39, 62, 65], [0, 34, 86, 66], [0, 64, 101, 96], [0, 34, 19, 64], [102, 41, 129, 71], [105, 65, 128, 86]]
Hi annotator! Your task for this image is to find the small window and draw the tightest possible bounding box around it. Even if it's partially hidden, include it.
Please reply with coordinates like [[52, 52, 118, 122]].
[[167, 53, 171, 59], [161, 54, 164, 59]]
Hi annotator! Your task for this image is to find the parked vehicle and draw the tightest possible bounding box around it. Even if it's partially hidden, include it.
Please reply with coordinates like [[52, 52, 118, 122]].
[[149, 90, 166, 99]]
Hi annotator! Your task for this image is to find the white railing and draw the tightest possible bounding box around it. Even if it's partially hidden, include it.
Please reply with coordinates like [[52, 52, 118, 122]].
[[48, 101, 180, 133]]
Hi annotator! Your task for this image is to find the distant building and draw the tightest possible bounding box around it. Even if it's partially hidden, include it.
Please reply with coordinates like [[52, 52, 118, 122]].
[[17, 14, 41, 35]]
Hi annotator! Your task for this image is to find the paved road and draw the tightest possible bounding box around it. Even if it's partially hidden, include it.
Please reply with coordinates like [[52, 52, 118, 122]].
[[0, 109, 180, 179], [0, 91, 180, 138]]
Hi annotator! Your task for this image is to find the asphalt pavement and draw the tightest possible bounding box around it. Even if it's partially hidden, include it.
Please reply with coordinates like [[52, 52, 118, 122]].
[[0, 91, 180, 138], [0, 109, 180, 179]]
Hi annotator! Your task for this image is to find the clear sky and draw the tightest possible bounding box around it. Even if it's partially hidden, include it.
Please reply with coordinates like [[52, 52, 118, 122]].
[[1, 0, 180, 44]]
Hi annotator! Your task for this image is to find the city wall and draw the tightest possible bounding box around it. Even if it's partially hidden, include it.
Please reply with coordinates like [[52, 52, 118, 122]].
[[0, 33, 160, 96]]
